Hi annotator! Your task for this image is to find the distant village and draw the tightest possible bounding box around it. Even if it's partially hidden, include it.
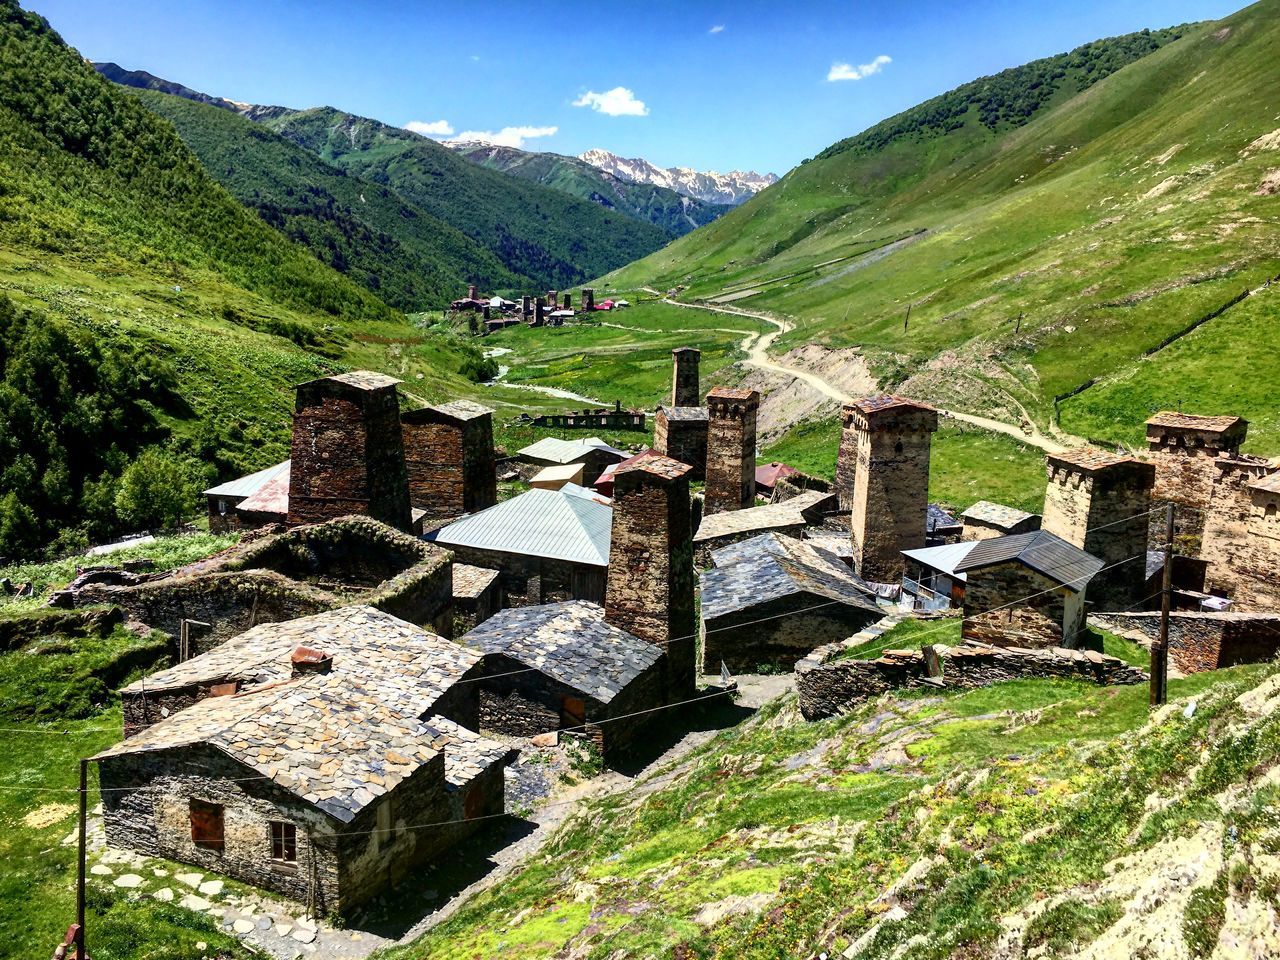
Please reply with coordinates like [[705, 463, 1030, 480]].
[[54, 336, 1280, 921]]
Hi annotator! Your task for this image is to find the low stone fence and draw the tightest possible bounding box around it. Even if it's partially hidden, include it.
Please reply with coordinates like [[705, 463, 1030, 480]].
[[796, 639, 1146, 721], [1092, 611, 1280, 675]]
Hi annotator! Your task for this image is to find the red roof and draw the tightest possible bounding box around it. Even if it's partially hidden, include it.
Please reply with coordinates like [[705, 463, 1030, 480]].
[[755, 462, 800, 489]]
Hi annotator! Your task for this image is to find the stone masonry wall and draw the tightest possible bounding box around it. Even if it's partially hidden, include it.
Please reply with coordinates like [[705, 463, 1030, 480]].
[[402, 410, 496, 523], [962, 562, 1084, 649], [704, 389, 758, 515], [1201, 459, 1280, 611], [654, 412, 708, 481], [442, 545, 606, 608], [702, 593, 881, 674], [1091, 611, 1280, 675], [1146, 419, 1246, 548], [834, 412, 859, 513], [796, 642, 1145, 720]]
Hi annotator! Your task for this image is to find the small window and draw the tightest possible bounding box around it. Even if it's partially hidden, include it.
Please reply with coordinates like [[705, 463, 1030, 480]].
[[190, 799, 225, 852], [270, 821, 297, 864]]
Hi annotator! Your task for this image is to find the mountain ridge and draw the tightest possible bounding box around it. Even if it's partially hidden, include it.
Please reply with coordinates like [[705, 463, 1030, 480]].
[[579, 147, 778, 205]]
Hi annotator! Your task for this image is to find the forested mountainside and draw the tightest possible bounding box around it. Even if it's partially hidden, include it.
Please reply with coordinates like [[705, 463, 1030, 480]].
[[449, 141, 731, 237], [0, 1, 480, 559], [605, 8, 1280, 453]]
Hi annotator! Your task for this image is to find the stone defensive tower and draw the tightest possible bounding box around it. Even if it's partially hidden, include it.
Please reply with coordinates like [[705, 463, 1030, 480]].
[[704, 387, 759, 515], [401, 400, 497, 525], [834, 405, 860, 512], [604, 453, 697, 699], [287, 371, 412, 531], [845, 395, 938, 583], [1200, 456, 1280, 611], [1146, 412, 1247, 508], [1041, 448, 1155, 610], [671, 347, 701, 407]]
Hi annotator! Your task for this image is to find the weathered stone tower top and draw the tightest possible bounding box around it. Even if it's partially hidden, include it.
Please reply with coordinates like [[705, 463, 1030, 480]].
[[401, 400, 497, 523], [704, 387, 760, 515], [1146, 411, 1247, 455], [845, 395, 938, 584], [583, 288, 595, 311], [671, 347, 701, 408], [1042, 447, 1155, 610], [288, 371, 412, 532], [605, 452, 696, 698]]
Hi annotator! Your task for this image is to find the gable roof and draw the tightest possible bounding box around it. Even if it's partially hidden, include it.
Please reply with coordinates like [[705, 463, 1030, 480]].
[[120, 606, 480, 721], [701, 533, 880, 620], [461, 600, 662, 704], [960, 500, 1039, 530], [204, 460, 290, 499], [694, 489, 835, 542], [517, 436, 629, 464], [955, 530, 1103, 591], [429, 486, 612, 566]]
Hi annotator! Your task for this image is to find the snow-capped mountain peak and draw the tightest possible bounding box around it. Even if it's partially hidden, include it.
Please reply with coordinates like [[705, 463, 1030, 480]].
[[578, 149, 777, 206]]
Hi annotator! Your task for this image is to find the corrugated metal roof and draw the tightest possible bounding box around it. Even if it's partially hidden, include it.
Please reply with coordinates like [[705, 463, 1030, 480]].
[[429, 486, 611, 566], [517, 436, 629, 464], [203, 460, 290, 499], [955, 530, 1103, 591], [902, 541, 978, 581]]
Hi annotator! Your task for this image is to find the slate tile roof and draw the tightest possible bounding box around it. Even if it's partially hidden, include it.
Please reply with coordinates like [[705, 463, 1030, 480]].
[[1249, 471, 1280, 495], [927, 503, 962, 534], [845, 394, 934, 416], [460, 600, 663, 704], [430, 400, 494, 422], [421, 716, 514, 788], [453, 563, 500, 599], [955, 530, 1103, 591], [1146, 411, 1246, 433], [430, 486, 612, 566], [659, 405, 709, 422], [694, 489, 835, 542], [701, 533, 880, 620], [323, 371, 402, 391], [120, 606, 480, 721], [961, 500, 1039, 530]]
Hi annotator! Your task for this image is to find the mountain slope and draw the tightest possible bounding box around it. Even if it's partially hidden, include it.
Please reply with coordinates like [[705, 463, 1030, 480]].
[[124, 88, 524, 309], [448, 141, 730, 237], [257, 107, 669, 289], [606, 11, 1280, 452], [0, 1, 485, 557], [580, 148, 778, 204]]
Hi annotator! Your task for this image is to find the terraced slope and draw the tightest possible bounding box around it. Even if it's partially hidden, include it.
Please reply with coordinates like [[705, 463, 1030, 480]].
[[605, 6, 1280, 453]]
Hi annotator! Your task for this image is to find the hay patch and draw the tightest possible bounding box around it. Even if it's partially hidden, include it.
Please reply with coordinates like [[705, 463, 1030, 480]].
[[24, 802, 76, 829]]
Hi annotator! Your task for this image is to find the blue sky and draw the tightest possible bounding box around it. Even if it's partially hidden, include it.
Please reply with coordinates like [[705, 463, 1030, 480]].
[[30, 0, 1242, 175]]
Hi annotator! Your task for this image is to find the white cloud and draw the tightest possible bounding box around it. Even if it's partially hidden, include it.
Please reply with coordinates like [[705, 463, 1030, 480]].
[[827, 55, 892, 82], [709, 24, 725, 34], [404, 119, 454, 137], [572, 86, 649, 117], [446, 125, 558, 149]]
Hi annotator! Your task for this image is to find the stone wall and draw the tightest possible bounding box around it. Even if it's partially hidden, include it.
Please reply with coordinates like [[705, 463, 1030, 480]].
[[1200, 457, 1280, 611], [401, 406, 497, 524], [846, 399, 937, 583], [703, 593, 881, 674], [441, 545, 606, 608], [288, 376, 412, 531], [704, 389, 758, 515], [796, 641, 1145, 720], [1041, 452, 1154, 610], [452, 578, 501, 639], [962, 562, 1084, 649], [834, 413, 859, 513], [1091, 611, 1280, 675], [654, 410, 708, 481]]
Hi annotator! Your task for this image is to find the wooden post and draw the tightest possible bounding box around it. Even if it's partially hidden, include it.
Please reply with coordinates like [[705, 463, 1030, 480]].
[[76, 759, 88, 959], [903, 302, 912, 332], [922, 644, 943, 678], [1150, 503, 1174, 707]]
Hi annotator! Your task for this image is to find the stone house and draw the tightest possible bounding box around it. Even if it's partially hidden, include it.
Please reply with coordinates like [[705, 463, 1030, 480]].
[[95, 606, 512, 913], [459, 600, 667, 762], [693, 489, 836, 565], [700, 533, 881, 672], [960, 500, 1041, 541], [956, 530, 1103, 648], [429, 484, 611, 606], [203, 460, 291, 533], [64, 516, 455, 651], [452, 564, 502, 637], [900, 540, 976, 611], [401, 400, 497, 526], [515, 436, 629, 486]]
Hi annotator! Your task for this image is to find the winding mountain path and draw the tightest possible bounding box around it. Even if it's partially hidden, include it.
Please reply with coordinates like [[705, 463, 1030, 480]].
[[645, 290, 1070, 454]]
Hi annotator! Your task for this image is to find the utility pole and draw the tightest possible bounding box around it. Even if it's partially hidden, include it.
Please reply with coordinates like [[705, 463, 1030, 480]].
[[76, 758, 88, 959], [1150, 502, 1174, 707]]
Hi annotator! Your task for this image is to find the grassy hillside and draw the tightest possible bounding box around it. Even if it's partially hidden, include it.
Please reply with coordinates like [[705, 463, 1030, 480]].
[[605, 6, 1280, 454], [128, 89, 525, 311], [0, 1, 494, 557], [450, 142, 730, 238], [258, 108, 669, 290]]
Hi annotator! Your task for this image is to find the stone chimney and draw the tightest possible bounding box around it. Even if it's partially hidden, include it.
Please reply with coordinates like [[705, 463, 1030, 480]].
[[287, 371, 412, 531], [844, 395, 938, 583], [1042, 448, 1155, 610], [604, 452, 696, 699], [401, 400, 497, 523], [583, 288, 595, 311], [704, 387, 759, 515], [671, 347, 701, 408]]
